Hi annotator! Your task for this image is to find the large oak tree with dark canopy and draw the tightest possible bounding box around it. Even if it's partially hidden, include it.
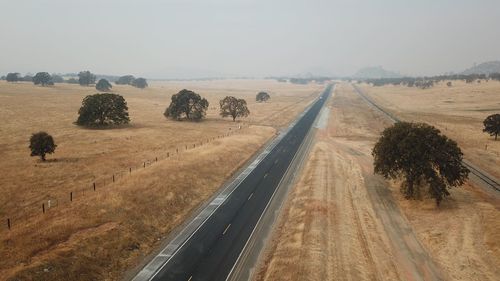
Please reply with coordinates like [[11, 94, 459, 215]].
[[76, 93, 130, 127], [33, 72, 52, 86], [164, 89, 209, 121], [483, 113, 500, 140], [219, 96, 250, 121], [29, 131, 57, 161], [372, 122, 469, 206]]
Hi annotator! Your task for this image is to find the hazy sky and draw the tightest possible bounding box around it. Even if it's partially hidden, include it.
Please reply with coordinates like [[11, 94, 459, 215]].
[[1, 0, 499, 78]]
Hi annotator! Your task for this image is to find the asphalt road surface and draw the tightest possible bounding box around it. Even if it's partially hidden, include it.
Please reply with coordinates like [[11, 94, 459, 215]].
[[142, 85, 332, 281]]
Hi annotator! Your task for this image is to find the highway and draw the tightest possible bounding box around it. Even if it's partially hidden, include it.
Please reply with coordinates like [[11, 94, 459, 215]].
[[133, 84, 333, 281]]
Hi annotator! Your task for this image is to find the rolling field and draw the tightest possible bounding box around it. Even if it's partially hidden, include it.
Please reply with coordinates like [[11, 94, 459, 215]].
[[0, 79, 323, 280], [358, 80, 500, 179], [256, 83, 499, 281]]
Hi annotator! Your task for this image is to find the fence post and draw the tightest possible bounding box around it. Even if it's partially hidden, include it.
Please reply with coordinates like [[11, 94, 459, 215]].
[[176, 148, 178, 153], [129, 167, 132, 174], [70, 192, 73, 202], [185, 145, 187, 150], [42, 203, 45, 214], [156, 157, 158, 162], [93, 182, 96, 191], [143, 162, 146, 168], [113, 175, 115, 182], [7, 218, 10, 230]]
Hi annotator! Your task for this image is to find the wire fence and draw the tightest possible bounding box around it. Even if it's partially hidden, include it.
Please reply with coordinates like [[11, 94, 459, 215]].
[[1, 125, 248, 232]]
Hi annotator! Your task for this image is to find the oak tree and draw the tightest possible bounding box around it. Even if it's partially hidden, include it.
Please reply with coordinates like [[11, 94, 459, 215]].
[[219, 96, 250, 122], [33, 72, 52, 86], [76, 93, 130, 126], [164, 89, 209, 121], [372, 122, 469, 206], [29, 132, 57, 161], [256, 91, 270, 102], [131, 77, 148, 89], [96, 78, 112, 91], [483, 113, 500, 140], [6, 72, 20, 82], [78, 71, 96, 86]]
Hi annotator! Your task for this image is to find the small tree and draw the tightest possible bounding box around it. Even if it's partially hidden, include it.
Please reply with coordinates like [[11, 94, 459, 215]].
[[219, 96, 250, 122], [483, 114, 500, 140], [164, 89, 209, 121], [76, 93, 130, 127], [372, 122, 469, 206], [446, 81, 452, 87], [116, 75, 135, 85], [256, 91, 270, 102], [96, 79, 112, 91], [132, 77, 148, 89], [6, 72, 20, 82], [33, 72, 52, 86], [78, 71, 96, 86], [29, 132, 57, 161]]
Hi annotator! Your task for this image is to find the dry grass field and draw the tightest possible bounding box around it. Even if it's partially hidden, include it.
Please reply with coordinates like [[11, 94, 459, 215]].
[[256, 83, 499, 281], [0, 79, 323, 280], [358, 80, 500, 179]]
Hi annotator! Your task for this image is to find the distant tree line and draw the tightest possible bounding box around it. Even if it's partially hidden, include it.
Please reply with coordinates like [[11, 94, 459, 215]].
[[362, 73, 500, 89], [115, 75, 148, 89], [1, 71, 148, 89]]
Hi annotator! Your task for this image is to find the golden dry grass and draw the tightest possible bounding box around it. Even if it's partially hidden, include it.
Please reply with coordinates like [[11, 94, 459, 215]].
[[256, 83, 499, 281], [358, 80, 500, 179], [0, 79, 323, 280]]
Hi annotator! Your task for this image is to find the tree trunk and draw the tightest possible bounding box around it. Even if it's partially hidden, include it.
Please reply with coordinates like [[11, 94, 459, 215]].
[[496, 133, 498, 140], [41, 154, 46, 161], [232, 115, 236, 122], [406, 178, 414, 199]]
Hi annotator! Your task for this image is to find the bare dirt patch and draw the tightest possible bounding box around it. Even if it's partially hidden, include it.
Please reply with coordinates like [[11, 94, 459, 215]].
[[0, 79, 322, 280]]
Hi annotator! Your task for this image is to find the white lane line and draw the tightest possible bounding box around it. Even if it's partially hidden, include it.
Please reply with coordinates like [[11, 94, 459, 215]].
[[223, 224, 231, 235], [264, 173, 268, 179], [225, 84, 333, 281], [187, 276, 193, 281], [136, 86, 324, 281], [247, 193, 253, 201]]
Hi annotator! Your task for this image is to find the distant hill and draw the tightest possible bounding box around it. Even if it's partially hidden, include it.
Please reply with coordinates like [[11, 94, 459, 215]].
[[462, 61, 500, 75], [352, 66, 402, 79]]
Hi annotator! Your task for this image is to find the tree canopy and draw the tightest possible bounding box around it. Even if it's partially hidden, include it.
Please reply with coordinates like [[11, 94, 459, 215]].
[[76, 93, 130, 127], [116, 75, 135, 85], [164, 89, 209, 121], [483, 113, 500, 140], [6, 72, 20, 82], [78, 71, 96, 86], [96, 79, 112, 91], [132, 77, 148, 89], [256, 91, 270, 102], [219, 96, 250, 121], [372, 122, 469, 206], [29, 131, 57, 161], [33, 72, 52, 86]]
